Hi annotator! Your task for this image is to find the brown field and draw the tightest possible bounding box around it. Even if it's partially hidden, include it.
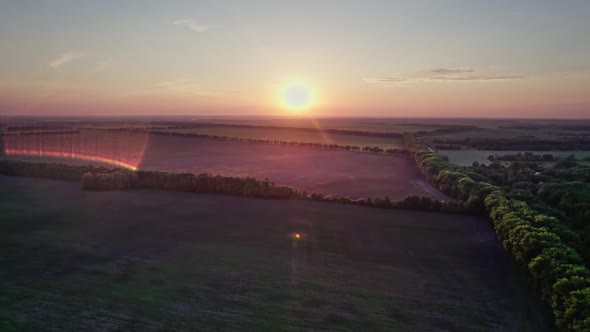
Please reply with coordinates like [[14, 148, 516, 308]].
[[139, 135, 445, 199], [1, 132, 445, 200], [0, 176, 552, 331]]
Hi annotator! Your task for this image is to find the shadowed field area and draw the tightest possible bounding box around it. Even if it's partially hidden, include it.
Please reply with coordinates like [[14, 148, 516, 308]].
[[0, 176, 552, 331]]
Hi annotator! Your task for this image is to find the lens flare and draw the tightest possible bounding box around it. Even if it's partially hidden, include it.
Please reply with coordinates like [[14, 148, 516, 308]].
[[2, 130, 148, 171], [4, 148, 138, 170]]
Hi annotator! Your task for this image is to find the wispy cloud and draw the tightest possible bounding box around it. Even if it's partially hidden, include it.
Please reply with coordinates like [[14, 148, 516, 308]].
[[173, 19, 218, 32], [430, 67, 475, 74], [362, 77, 408, 84], [429, 75, 525, 81], [364, 66, 524, 87], [49, 50, 84, 69]]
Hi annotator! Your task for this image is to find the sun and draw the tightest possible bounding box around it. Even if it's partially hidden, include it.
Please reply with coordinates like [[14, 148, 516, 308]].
[[280, 82, 314, 112]]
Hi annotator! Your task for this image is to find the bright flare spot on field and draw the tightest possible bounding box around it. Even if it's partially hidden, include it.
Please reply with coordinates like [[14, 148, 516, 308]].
[[280, 82, 314, 112]]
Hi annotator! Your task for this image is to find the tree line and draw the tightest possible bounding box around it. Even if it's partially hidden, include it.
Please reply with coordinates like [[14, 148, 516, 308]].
[[487, 152, 590, 163], [161, 122, 405, 138], [431, 137, 590, 151], [0, 160, 474, 215], [404, 134, 590, 331], [136, 129, 411, 156], [0, 130, 80, 136]]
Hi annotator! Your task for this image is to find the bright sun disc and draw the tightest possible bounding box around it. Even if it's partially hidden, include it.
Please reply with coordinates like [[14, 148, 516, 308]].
[[281, 82, 313, 111]]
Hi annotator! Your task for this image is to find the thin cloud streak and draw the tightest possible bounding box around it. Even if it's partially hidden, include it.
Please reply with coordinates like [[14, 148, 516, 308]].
[[173, 19, 218, 32], [364, 66, 525, 87], [431, 67, 475, 74], [430, 75, 525, 81], [49, 51, 84, 69], [362, 77, 407, 83]]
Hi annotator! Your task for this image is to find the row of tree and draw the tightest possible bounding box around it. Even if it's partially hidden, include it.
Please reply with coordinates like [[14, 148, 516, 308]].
[[164, 122, 405, 138], [431, 137, 590, 151], [0, 160, 473, 215], [83, 127, 410, 156], [487, 152, 590, 163], [405, 134, 590, 331], [0, 130, 81, 136], [150, 130, 411, 156], [488, 152, 559, 162]]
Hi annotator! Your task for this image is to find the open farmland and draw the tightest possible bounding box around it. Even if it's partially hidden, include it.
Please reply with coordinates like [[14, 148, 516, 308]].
[[0, 176, 552, 331], [1, 132, 444, 200], [138, 135, 444, 199], [156, 126, 404, 150]]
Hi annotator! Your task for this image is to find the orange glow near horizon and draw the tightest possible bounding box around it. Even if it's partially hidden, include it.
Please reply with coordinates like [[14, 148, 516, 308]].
[[4, 148, 139, 171]]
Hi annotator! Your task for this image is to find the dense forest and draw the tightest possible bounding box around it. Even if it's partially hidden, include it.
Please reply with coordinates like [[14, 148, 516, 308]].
[[406, 134, 590, 331]]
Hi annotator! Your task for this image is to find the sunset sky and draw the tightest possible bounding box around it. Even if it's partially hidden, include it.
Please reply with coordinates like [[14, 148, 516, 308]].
[[1, 0, 589, 118]]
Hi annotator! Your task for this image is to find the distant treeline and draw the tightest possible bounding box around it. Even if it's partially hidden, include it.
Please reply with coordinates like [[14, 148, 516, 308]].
[[85, 128, 412, 156], [164, 123, 405, 138], [499, 125, 590, 132], [405, 134, 590, 331], [5, 125, 73, 131], [0, 130, 80, 136], [487, 153, 590, 164], [488, 152, 566, 162], [85, 121, 478, 138], [152, 130, 411, 155], [0, 160, 472, 215], [414, 125, 479, 137], [432, 137, 590, 151]]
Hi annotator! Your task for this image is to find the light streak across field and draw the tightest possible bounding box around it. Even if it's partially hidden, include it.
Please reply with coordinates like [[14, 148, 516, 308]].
[[311, 119, 334, 144], [3, 148, 139, 171]]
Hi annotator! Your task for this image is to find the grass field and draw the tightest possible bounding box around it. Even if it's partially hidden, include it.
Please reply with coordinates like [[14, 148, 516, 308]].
[[156, 127, 405, 149], [0, 176, 552, 331]]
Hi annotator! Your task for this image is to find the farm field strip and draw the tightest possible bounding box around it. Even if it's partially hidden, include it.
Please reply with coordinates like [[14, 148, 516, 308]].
[[1, 133, 445, 200]]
